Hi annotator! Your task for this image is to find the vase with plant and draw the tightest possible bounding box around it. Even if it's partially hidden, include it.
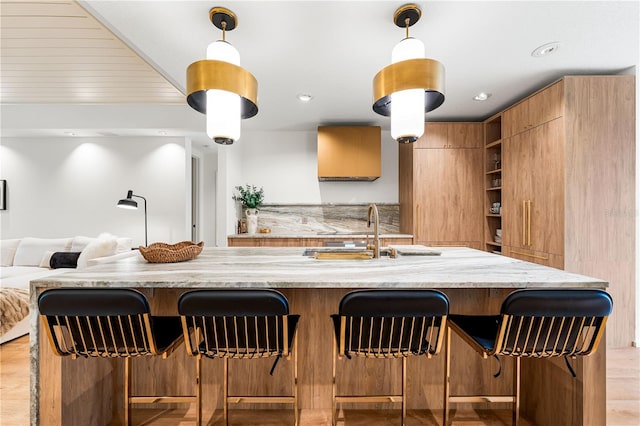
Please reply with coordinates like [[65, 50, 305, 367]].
[[233, 184, 264, 234]]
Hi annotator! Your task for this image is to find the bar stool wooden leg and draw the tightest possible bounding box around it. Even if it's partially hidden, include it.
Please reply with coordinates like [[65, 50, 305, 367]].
[[443, 327, 450, 426], [513, 357, 520, 426], [124, 357, 131, 426], [294, 332, 299, 426], [401, 357, 407, 426], [332, 337, 337, 426], [224, 357, 229, 426], [196, 355, 202, 426]]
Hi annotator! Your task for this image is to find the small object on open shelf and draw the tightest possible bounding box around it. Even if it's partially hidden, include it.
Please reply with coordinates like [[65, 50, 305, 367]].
[[139, 241, 204, 263]]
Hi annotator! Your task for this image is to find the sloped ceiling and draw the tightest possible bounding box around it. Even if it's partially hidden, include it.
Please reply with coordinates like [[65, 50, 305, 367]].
[[0, 0, 183, 104]]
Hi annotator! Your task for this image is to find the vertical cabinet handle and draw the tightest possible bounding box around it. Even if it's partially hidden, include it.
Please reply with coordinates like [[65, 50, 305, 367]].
[[527, 200, 532, 246], [522, 200, 526, 245]]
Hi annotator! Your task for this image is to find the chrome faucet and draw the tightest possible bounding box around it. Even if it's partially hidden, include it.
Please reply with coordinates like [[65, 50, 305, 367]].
[[367, 203, 380, 258]]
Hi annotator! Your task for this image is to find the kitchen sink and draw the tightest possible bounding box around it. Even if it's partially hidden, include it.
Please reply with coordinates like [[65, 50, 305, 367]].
[[322, 240, 367, 248], [302, 247, 394, 258]]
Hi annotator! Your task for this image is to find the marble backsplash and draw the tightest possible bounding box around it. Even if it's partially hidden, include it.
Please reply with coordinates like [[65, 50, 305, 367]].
[[237, 204, 400, 235]]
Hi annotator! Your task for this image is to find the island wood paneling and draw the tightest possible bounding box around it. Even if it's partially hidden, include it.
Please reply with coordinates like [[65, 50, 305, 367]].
[[37, 286, 604, 425]]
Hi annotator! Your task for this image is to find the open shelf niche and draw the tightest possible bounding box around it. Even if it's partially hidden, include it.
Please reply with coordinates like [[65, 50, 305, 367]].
[[484, 114, 502, 253]]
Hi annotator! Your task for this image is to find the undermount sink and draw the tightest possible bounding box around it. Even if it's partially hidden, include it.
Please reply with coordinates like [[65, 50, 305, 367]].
[[322, 240, 367, 248], [302, 247, 394, 258]]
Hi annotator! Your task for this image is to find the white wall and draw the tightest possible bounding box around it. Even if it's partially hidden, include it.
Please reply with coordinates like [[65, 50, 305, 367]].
[[0, 137, 191, 247], [214, 129, 399, 242]]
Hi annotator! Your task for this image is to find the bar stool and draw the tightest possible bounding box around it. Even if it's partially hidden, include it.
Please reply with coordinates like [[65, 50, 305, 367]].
[[38, 288, 198, 426], [330, 289, 449, 426], [178, 289, 300, 426], [444, 288, 613, 425]]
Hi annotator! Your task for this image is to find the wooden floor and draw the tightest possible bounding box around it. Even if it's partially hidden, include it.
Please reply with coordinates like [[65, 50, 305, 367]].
[[1, 336, 638, 425]]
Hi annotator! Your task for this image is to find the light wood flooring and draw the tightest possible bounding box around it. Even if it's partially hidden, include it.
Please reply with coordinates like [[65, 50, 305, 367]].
[[1, 336, 638, 425]]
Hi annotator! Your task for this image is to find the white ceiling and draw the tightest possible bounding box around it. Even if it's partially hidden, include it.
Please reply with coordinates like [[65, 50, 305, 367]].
[[2, 1, 638, 147], [0, 0, 184, 104]]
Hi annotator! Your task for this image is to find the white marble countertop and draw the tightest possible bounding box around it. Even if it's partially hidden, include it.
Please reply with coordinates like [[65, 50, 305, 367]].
[[31, 246, 606, 290], [227, 233, 413, 239]]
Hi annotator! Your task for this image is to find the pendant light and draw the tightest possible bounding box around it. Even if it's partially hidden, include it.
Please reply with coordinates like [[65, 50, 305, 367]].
[[186, 7, 258, 145], [373, 4, 445, 144]]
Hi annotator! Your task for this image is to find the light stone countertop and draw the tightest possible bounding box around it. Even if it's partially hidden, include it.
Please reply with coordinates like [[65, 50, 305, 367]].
[[30, 246, 606, 290]]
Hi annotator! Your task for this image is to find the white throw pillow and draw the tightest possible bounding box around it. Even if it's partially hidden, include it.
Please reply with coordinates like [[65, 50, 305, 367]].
[[1, 239, 21, 266], [39, 251, 55, 269], [76, 238, 118, 269], [71, 236, 95, 252], [13, 238, 73, 267]]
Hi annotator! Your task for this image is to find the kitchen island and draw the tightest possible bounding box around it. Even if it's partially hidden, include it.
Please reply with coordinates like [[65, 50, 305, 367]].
[[30, 247, 607, 425]]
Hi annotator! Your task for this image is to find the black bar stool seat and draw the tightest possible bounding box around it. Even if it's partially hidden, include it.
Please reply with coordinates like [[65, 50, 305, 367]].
[[38, 288, 198, 425], [179, 289, 300, 426], [330, 289, 449, 426], [444, 288, 613, 426]]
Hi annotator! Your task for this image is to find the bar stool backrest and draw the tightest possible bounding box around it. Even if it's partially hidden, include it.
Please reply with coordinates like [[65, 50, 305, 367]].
[[38, 288, 159, 358], [178, 289, 294, 359], [335, 289, 449, 359], [495, 289, 613, 357]]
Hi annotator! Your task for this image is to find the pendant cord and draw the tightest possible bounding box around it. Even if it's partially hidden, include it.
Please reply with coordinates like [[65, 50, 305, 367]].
[[222, 20, 227, 42], [405, 17, 410, 39]]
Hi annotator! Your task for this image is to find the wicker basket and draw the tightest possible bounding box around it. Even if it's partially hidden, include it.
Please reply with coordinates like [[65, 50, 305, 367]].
[[139, 241, 204, 263]]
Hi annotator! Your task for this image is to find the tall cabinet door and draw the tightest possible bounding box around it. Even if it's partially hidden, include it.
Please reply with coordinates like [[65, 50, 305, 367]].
[[413, 148, 483, 245], [502, 132, 532, 248], [503, 119, 564, 255], [528, 118, 564, 255]]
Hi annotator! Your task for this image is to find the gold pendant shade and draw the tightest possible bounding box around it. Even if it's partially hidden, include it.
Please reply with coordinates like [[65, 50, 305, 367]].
[[186, 59, 258, 118], [372, 57, 445, 116]]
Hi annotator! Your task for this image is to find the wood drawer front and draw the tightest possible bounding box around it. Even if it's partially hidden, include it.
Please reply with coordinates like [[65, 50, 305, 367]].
[[503, 245, 564, 269]]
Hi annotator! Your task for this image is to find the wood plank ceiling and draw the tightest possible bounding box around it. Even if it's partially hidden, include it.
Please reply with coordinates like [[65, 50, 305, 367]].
[[0, 0, 185, 104]]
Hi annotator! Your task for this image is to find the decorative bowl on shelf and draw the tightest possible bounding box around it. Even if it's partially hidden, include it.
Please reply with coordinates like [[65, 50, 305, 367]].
[[139, 241, 204, 263]]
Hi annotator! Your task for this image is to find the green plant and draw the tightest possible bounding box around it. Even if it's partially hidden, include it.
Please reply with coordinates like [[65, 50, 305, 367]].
[[233, 184, 264, 209]]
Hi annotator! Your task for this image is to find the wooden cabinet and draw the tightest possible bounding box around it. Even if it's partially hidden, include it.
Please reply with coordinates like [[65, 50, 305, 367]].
[[502, 246, 564, 269], [400, 122, 483, 247], [496, 76, 635, 347], [503, 81, 563, 137], [503, 112, 564, 256], [415, 122, 482, 149], [317, 126, 381, 180]]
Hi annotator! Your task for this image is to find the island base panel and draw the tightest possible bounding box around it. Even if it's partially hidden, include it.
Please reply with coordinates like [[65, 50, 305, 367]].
[[37, 287, 605, 425]]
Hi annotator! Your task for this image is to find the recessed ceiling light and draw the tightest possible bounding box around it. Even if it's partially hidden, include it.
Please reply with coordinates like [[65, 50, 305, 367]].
[[473, 92, 492, 101], [531, 42, 560, 58], [297, 93, 313, 102]]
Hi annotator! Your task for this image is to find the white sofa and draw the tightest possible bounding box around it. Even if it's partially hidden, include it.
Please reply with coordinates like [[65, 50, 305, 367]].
[[0, 235, 137, 344]]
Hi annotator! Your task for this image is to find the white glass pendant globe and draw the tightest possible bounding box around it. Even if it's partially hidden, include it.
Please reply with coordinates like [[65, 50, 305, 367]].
[[391, 37, 426, 143], [206, 40, 241, 144]]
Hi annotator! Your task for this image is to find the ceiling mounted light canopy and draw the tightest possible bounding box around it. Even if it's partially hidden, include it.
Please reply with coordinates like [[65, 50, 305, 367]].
[[186, 7, 258, 145], [373, 4, 445, 144]]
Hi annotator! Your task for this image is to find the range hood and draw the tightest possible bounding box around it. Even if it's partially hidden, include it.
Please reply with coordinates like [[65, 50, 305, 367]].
[[317, 126, 381, 181]]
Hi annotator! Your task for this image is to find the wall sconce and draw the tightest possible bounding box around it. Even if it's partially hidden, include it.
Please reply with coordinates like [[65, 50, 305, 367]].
[[373, 4, 445, 143], [117, 190, 147, 247], [186, 7, 258, 145]]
